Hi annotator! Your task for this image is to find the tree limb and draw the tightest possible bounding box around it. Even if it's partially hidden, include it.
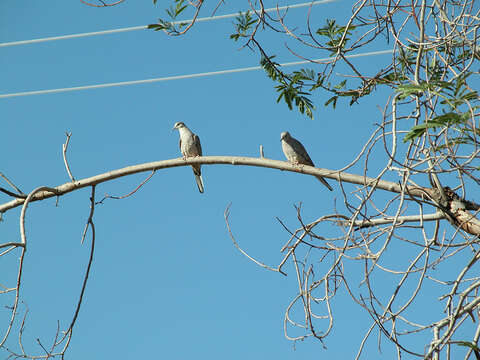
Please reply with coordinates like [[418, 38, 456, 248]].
[[0, 155, 434, 214]]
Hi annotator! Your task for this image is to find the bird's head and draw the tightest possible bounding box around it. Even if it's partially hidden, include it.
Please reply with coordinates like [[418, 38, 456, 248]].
[[280, 131, 291, 141], [173, 122, 186, 130]]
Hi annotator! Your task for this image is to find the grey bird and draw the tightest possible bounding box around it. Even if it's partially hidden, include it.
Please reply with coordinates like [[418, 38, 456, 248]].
[[280, 131, 333, 191], [173, 122, 204, 193]]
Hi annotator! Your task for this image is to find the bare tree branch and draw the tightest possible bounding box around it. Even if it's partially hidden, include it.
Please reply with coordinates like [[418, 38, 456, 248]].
[[0, 156, 439, 214]]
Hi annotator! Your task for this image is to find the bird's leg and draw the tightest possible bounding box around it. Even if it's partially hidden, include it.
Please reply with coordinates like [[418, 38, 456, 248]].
[[292, 161, 307, 173]]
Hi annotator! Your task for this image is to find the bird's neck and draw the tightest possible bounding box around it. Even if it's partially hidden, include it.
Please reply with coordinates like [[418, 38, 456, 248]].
[[178, 127, 193, 137]]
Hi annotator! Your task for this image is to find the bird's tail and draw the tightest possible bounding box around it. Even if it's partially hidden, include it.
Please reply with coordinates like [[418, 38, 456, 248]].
[[191, 165, 204, 193], [316, 176, 333, 191], [194, 174, 204, 193]]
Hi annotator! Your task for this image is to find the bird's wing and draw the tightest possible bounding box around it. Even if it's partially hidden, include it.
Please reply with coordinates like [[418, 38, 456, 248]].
[[194, 134, 202, 156], [293, 138, 315, 166]]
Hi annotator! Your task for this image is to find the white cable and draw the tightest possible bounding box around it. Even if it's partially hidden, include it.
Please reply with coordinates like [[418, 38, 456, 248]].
[[0, 0, 336, 48], [0, 49, 394, 99]]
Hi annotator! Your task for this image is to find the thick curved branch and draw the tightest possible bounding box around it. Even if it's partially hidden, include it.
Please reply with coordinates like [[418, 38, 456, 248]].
[[0, 155, 434, 215]]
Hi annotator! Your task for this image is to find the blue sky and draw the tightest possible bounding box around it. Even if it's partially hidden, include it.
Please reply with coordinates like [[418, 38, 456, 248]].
[[1, 1, 471, 359]]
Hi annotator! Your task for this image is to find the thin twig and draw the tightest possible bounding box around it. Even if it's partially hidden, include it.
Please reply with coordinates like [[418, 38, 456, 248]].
[[62, 132, 75, 182], [224, 203, 286, 276], [0, 172, 24, 195], [96, 171, 156, 204], [59, 186, 96, 354]]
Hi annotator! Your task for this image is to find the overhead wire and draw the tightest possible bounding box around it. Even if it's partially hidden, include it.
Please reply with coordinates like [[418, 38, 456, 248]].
[[0, 49, 394, 99], [0, 0, 393, 99], [0, 0, 336, 48]]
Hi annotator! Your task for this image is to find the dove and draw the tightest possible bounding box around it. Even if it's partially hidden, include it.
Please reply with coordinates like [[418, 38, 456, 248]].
[[280, 131, 333, 191], [173, 122, 204, 193]]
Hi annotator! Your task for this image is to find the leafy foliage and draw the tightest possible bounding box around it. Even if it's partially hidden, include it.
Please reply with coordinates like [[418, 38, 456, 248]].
[[316, 19, 357, 54], [148, 0, 188, 34], [403, 112, 471, 142], [231, 16, 394, 116], [230, 11, 257, 41], [400, 73, 479, 143], [260, 56, 315, 119]]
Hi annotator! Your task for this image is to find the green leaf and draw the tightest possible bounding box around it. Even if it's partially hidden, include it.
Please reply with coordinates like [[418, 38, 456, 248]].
[[432, 112, 466, 125], [334, 79, 347, 89], [396, 83, 427, 99], [166, 6, 175, 18], [403, 111, 471, 142], [230, 11, 257, 41], [403, 124, 429, 142], [325, 96, 338, 109], [260, 55, 281, 81], [462, 91, 478, 101], [315, 19, 356, 53], [147, 24, 164, 30], [176, 5, 187, 16]]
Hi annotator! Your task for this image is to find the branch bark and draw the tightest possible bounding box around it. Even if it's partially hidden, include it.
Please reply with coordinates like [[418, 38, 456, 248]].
[[0, 155, 434, 214]]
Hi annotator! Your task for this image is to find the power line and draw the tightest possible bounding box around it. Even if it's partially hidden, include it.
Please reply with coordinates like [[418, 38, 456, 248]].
[[0, 0, 336, 48], [0, 49, 394, 99]]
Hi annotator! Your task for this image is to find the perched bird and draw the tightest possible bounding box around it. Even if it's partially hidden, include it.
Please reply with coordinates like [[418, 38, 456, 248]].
[[280, 131, 333, 191], [173, 122, 204, 193]]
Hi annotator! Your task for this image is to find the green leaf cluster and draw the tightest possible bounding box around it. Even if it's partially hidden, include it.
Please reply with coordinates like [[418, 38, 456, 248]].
[[230, 11, 256, 41], [316, 19, 356, 54], [401, 73, 479, 143], [148, 0, 188, 34], [403, 112, 471, 142], [230, 16, 400, 117], [260, 56, 316, 119], [147, 19, 175, 32]]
